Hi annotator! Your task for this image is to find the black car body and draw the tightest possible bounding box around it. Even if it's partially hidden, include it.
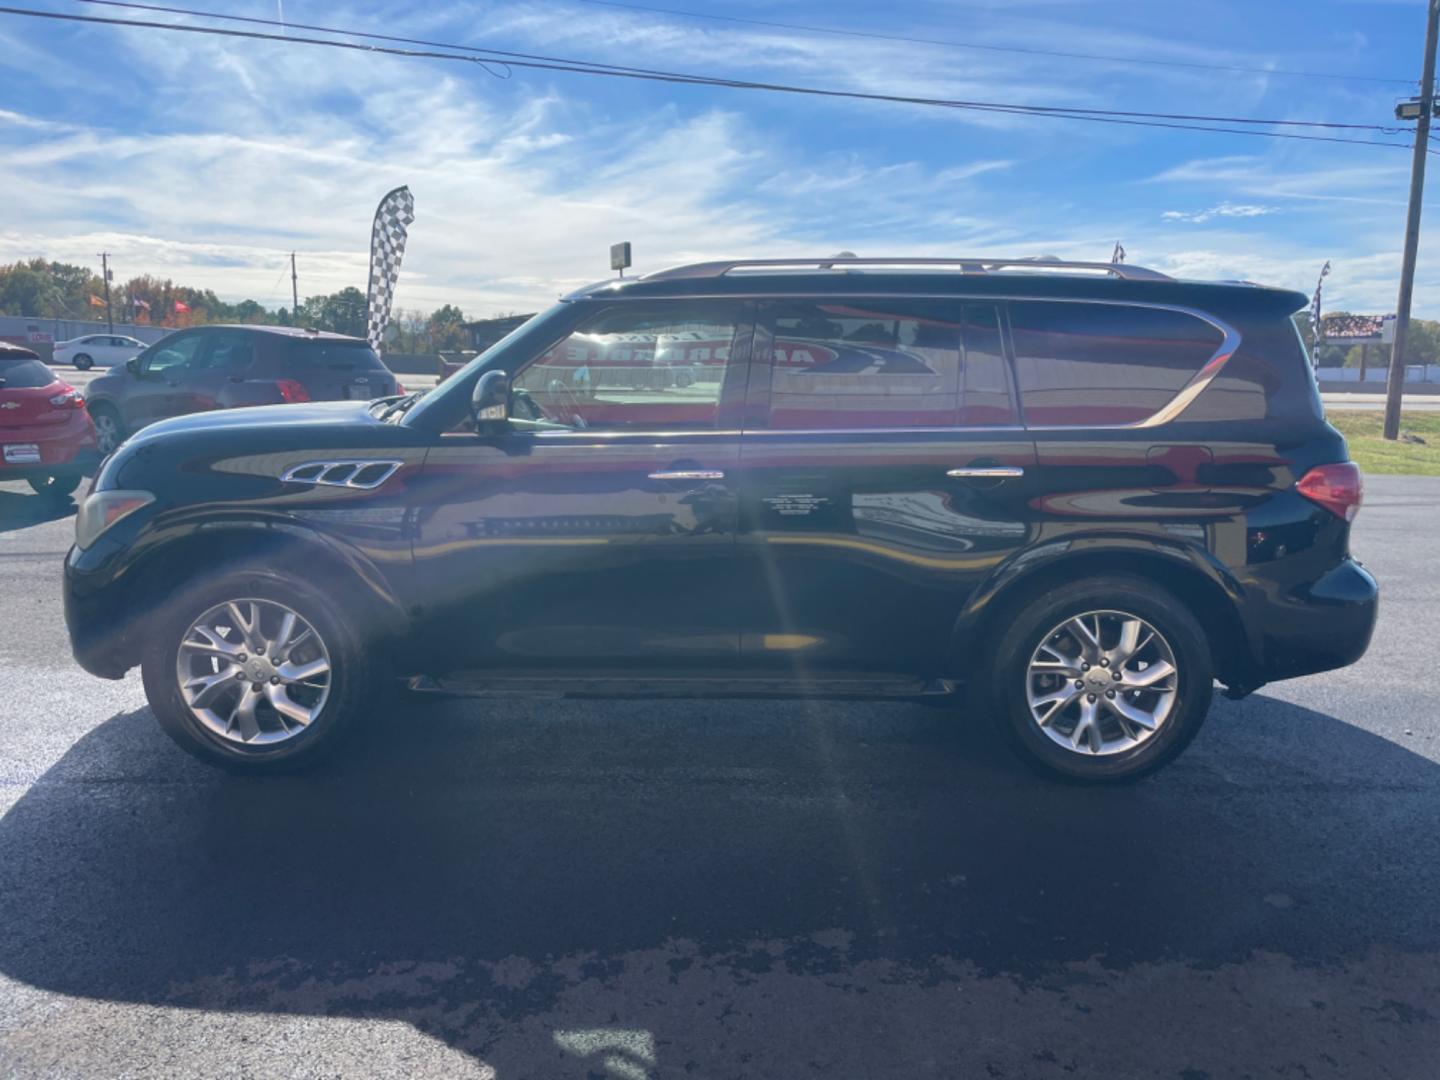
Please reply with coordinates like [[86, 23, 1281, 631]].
[[64, 258, 1377, 780], [82, 325, 401, 453]]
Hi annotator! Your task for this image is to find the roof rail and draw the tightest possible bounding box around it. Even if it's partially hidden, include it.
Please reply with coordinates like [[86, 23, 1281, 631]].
[[642, 257, 1172, 283]]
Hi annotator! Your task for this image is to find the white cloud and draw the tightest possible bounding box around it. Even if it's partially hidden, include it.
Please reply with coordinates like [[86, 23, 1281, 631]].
[[1161, 203, 1280, 223], [2, 0, 1437, 321]]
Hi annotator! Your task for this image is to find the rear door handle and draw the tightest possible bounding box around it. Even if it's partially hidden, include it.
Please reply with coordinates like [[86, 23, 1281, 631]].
[[946, 466, 1025, 478], [648, 469, 726, 481]]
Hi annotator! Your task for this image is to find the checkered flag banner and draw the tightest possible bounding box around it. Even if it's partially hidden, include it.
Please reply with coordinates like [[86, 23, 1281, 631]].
[[366, 185, 415, 356], [1310, 260, 1331, 344]]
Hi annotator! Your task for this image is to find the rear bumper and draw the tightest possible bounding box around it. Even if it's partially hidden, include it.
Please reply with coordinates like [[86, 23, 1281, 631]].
[[1248, 557, 1378, 685], [0, 450, 100, 482], [0, 422, 99, 480]]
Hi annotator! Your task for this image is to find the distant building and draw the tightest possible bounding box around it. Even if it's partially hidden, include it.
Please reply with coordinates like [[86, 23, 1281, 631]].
[[463, 314, 534, 352]]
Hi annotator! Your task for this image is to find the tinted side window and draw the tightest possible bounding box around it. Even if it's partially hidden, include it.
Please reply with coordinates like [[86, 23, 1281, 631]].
[[142, 333, 204, 375], [765, 300, 963, 429], [1009, 302, 1224, 426], [513, 303, 744, 430], [196, 331, 256, 370], [959, 305, 1017, 426]]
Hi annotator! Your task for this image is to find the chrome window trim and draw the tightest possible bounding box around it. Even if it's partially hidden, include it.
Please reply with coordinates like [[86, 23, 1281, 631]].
[[526, 427, 1028, 439], [743, 426, 1027, 437], [703, 293, 1236, 434], [504, 295, 1240, 435], [530, 429, 745, 440]]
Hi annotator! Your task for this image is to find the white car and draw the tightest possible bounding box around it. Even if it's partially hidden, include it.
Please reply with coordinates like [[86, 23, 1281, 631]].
[[52, 333, 148, 371]]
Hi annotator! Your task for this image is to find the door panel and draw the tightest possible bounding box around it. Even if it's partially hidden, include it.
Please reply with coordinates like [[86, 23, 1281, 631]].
[[738, 432, 1035, 673], [737, 299, 1037, 675], [178, 330, 257, 416], [126, 332, 204, 427], [414, 434, 742, 670], [411, 300, 754, 673]]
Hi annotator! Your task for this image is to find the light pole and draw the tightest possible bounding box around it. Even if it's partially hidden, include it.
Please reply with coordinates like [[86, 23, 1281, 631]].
[[98, 252, 113, 333], [1383, 0, 1439, 441]]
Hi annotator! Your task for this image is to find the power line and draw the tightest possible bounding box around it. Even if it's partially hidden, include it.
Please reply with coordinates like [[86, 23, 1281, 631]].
[[571, 0, 1421, 89], [0, 4, 1416, 150], [74, 0, 1405, 133]]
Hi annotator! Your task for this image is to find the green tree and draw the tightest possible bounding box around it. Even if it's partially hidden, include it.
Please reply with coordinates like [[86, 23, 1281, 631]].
[[297, 287, 368, 337], [427, 304, 468, 350], [0, 266, 62, 316]]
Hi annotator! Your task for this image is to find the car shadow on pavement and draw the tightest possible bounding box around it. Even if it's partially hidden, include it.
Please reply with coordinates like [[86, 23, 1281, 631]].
[[1, 694, 1437, 1075], [0, 487, 79, 533]]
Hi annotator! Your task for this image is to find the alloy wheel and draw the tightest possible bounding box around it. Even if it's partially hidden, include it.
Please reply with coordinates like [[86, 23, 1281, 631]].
[[175, 598, 332, 746], [1025, 609, 1178, 756], [93, 413, 120, 454]]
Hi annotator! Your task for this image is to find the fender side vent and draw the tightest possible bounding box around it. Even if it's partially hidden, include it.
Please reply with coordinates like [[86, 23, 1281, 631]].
[[281, 459, 403, 490]]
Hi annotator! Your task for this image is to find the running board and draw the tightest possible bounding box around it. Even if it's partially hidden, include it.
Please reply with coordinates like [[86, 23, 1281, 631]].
[[408, 672, 956, 701]]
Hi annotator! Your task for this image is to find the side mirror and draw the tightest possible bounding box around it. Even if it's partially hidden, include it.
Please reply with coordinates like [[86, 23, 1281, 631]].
[[125, 356, 140, 376], [470, 370, 511, 432]]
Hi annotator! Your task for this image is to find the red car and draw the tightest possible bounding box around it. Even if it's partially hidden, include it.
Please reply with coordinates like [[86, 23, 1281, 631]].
[[0, 342, 99, 497]]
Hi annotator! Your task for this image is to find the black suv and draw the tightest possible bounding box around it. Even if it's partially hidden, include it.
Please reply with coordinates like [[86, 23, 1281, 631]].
[[83, 325, 402, 453], [64, 257, 1377, 781]]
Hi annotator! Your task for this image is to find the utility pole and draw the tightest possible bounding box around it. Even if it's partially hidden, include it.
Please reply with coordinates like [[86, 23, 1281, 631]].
[[1384, 0, 1439, 441], [291, 252, 299, 318], [99, 252, 113, 332]]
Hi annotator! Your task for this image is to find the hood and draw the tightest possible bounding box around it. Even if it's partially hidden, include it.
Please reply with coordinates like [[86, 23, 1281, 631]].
[[130, 400, 378, 443]]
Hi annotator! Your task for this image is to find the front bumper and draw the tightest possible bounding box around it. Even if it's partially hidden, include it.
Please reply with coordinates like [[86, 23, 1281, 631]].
[[64, 537, 139, 679]]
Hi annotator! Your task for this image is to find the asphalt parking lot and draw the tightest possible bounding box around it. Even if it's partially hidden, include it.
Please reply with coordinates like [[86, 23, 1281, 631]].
[[0, 476, 1437, 1079]]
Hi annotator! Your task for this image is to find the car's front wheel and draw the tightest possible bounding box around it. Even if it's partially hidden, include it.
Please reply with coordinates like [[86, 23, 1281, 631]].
[[987, 575, 1213, 783], [142, 567, 373, 773], [73, 354, 93, 371]]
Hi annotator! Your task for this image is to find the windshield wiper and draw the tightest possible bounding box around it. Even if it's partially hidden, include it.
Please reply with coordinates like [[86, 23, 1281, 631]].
[[377, 390, 425, 422]]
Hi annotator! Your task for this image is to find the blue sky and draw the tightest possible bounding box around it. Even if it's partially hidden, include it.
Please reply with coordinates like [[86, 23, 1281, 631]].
[[0, 0, 1436, 317]]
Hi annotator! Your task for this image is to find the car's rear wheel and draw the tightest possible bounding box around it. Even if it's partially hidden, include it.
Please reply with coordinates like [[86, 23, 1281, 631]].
[[73, 354, 93, 371], [986, 575, 1213, 783], [89, 405, 124, 454], [27, 473, 81, 498], [142, 567, 374, 773]]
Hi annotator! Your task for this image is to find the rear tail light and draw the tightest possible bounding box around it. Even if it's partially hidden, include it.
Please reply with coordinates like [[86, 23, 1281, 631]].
[[50, 389, 84, 408], [395, 380, 407, 395], [276, 379, 311, 403], [1296, 462, 1363, 522]]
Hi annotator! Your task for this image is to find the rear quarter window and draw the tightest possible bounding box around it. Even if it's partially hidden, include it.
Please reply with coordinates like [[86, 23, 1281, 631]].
[[1009, 302, 1224, 426], [0, 358, 57, 388]]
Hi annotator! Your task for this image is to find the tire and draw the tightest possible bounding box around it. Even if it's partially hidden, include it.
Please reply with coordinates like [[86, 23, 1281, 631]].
[[74, 354, 93, 371], [89, 404, 124, 455], [141, 565, 377, 774], [27, 473, 81, 498], [986, 575, 1213, 783]]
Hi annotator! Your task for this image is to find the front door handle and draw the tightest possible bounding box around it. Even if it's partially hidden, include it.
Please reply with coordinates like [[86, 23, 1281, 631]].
[[947, 466, 1025, 479], [648, 469, 726, 481]]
